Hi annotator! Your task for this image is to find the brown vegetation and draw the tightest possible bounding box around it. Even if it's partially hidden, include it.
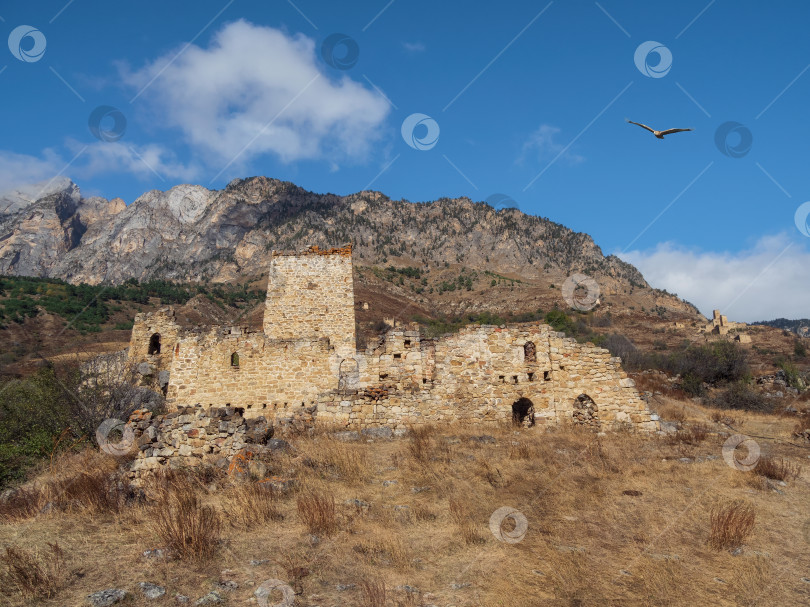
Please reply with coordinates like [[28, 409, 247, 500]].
[[708, 499, 756, 551], [0, 402, 808, 606]]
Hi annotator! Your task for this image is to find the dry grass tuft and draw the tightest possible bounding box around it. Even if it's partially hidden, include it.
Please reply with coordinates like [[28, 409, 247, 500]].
[[448, 497, 485, 545], [754, 455, 800, 482], [657, 402, 687, 422], [150, 476, 221, 561], [711, 410, 740, 426], [301, 439, 371, 483], [666, 423, 709, 446], [0, 450, 128, 521], [220, 482, 282, 529], [708, 499, 755, 550], [508, 441, 532, 459], [297, 491, 337, 536], [0, 542, 64, 599], [359, 577, 386, 607], [406, 425, 435, 463]]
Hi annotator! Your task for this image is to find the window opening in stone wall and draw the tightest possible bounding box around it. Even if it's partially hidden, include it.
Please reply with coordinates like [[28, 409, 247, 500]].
[[524, 341, 536, 363], [231, 352, 240, 367], [499, 375, 505, 382], [339, 358, 360, 390], [512, 375, 518, 384], [393, 353, 402, 359], [404, 339, 411, 347], [544, 371, 551, 381], [512, 398, 535, 427], [148, 333, 161, 355], [528, 372, 535, 382]]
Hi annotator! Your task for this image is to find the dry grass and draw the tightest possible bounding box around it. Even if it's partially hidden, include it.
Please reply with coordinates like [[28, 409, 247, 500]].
[[708, 499, 756, 550], [358, 577, 386, 607], [1, 405, 808, 606], [448, 497, 485, 545], [297, 491, 337, 536], [658, 401, 687, 422], [301, 438, 372, 483], [406, 425, 435, 463], [754, 455, 801, 482], [0, 450, 128, 521], [220, 482, 282, 529], [0, 543, 64, 599], [667, 422, 709, 446], [150, 476, 221, 561]]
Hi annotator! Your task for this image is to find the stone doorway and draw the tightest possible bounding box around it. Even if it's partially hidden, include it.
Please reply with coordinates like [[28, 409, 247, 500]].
[[512, 398, 535, 427], [148, 333, 161, 355], [573, 394, 600, 428]]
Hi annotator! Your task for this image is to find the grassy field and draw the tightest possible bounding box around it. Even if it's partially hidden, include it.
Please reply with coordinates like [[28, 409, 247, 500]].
[[0, 398, 808, 606]]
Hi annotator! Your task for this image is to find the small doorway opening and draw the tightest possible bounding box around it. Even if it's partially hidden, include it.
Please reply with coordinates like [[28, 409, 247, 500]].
[[148, 333, 161, 355], [511, 398, 535, 427]]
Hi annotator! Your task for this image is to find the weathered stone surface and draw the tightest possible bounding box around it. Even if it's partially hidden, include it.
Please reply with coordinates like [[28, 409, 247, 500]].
[[120, 245, 658, 477], [139, 582, 166, 600], [87, 589, 128, 607]]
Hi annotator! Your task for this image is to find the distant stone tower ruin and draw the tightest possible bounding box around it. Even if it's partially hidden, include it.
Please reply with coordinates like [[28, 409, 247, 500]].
[[263, 244, 356, 356]]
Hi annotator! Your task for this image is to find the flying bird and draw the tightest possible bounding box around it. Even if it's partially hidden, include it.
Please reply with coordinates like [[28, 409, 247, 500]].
[[626, 120, 693, 139]]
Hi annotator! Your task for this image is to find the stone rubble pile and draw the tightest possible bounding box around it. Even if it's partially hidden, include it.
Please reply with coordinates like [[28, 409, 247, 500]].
[[126, 405, 274, 480]]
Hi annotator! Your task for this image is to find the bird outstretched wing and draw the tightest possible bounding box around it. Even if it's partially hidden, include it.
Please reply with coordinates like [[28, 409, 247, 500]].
[[626, 120, 656, 134], [658, 128, 693, 136]]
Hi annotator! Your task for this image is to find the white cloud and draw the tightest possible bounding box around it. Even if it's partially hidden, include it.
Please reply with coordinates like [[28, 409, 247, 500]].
[[519, 124, 584, 166], [120, 20, 390, 175], [0, 149, 64, 194], [620, 234, 810, 322], [403, 41, 426, 52], [0, 142, 199, 198], [71, 141, 199, 182]]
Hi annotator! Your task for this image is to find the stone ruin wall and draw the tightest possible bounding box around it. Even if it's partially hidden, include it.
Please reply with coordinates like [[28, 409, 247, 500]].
[[165, 327, 332, 418], [263, 245, 356, 357], [124, 244, 657, 445], [318, 324, 654, 432]]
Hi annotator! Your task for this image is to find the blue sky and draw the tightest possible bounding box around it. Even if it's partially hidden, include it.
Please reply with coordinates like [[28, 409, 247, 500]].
[[1, 0, 809, 320]]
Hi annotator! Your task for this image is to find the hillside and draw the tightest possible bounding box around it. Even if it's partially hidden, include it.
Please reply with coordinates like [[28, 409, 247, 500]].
[[0, 176, 696, 314], [1, 176, 807, 379]]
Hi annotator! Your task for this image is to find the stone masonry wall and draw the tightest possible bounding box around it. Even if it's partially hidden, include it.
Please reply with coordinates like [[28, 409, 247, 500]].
[[264, 245, 355, 357], [129, 308, 181, 372], [317, 324, 654, 431], [165, 326, 335, 417], [125, 245, 657, 453]]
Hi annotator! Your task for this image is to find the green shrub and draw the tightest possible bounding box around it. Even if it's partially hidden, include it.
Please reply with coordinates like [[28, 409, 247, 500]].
[[0, 369, 73, 486], [710, 381, 772, 412]]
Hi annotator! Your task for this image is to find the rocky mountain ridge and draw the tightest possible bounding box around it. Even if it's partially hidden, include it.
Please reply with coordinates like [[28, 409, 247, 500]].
[[0, 176, 698, 316]]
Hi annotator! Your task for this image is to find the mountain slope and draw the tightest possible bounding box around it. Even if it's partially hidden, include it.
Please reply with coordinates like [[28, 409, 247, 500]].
[[0, 176, 698, 318]]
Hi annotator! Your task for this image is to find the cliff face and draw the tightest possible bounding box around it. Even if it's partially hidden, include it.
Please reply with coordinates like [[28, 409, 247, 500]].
[[0, 175, 697, 314]]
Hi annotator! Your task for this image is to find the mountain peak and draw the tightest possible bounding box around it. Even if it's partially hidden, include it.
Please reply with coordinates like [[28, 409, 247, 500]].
[[0, 177, 80, 214]]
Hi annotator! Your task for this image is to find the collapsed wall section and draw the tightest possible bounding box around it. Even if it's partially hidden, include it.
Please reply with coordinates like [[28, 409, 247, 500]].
[[317, 324, 656, 431]]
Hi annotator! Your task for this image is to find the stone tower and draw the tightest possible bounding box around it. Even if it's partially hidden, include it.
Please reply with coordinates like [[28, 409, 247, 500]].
[[263, 244, 356, 356]]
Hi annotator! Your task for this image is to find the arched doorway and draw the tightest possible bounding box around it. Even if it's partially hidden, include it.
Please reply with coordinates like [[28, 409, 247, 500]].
[[573, 394, 600, 428], [338, 358, 359, 390], [148, 333, 161, 355], [512, 398, 535, 427]]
